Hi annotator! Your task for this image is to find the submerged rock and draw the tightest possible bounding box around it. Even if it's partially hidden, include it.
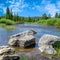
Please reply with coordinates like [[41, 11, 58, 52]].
[[0, 55, 20, 60], [0, 46, 15, 55], [8, 35, 35, 48], [38, 34, 60, 54]]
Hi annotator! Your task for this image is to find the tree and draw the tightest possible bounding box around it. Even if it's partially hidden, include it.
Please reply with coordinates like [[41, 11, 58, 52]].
[[41, 13, 48, 19], [48, 14, 51, 18], [55, 12, 59, 18], [9, 8, 13, 20], [58, 13, 60, 18], [5, 7, 10, 19]]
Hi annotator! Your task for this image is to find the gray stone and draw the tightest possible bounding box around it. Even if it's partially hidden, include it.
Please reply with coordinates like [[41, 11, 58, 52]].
[[8, 35, 35, 48], [0, 46, 15, 55], [38, 34, 60, 54], [0, 55, 20, 60], [10, 30, 36, 38]]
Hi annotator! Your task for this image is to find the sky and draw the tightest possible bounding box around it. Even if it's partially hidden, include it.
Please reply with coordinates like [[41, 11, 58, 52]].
[[0, 0, 60, 17]]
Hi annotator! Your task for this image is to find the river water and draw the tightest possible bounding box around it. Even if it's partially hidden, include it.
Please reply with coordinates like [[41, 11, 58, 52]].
[[0, 24, 60, 60]]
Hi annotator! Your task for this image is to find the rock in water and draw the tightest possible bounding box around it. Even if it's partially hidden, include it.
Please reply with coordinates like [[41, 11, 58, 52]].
[[38, 34, 60, 54], [10, 30, 36, 38], [8, 35, 35, 48], [0, 46, 15, 55], [0, 55, 20, 60]]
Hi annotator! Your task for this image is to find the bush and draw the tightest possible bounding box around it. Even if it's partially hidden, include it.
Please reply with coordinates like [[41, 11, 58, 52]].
[[46, 18, 57, 26], [37, 20, 46, 25], [55, 20, 60, 28], [0, 19, 15, 25], [52, 41, 60, 49]]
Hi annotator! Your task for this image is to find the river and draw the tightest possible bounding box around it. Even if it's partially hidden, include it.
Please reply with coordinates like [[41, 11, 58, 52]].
[[0, 24, 60, 60]]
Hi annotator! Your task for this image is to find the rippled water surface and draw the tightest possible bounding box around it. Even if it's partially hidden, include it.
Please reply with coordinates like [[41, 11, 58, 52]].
[[0, 24, 60, 46], [0, 24, 60, 59]]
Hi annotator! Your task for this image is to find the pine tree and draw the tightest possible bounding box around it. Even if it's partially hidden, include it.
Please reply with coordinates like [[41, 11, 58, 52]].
[[58, 13, 60, 18], [48, 14, 51, 18], [5, 7, 10, 19], [55, 12, 59, 18], [9, 8, 13, 20]]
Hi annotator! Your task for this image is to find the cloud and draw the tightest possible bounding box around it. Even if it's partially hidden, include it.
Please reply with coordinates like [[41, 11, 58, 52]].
[[45, 4, 59, 17], [41, 0, 51, 5], [0, 4, 6, 14], [8, 0, 29, 14], [57, 1, 60, 9]]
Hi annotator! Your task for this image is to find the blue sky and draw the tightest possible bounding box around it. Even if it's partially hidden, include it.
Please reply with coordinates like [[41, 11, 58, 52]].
[[0, 0, 60, 17]]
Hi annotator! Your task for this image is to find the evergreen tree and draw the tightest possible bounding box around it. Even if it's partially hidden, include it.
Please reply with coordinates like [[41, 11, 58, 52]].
[[48, 14, 51, 18], [9, 9, 13, 20], [5, 7, 10, 19], [58, 13, 60, 18], [55, 12, 59, 18], [41, 13, 48, 19]]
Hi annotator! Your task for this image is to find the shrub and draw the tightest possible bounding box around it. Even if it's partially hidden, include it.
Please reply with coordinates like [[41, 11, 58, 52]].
[[46, 18, 57, 26], [55, 20, 60, 28], [0, 19, 15, 25], [52, 41, 60, 49]]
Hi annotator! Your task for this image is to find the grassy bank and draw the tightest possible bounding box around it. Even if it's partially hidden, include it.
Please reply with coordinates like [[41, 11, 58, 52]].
[[36, 18, 60, 28], [0, 19, 16, 30], [0, 19, 15, 25]]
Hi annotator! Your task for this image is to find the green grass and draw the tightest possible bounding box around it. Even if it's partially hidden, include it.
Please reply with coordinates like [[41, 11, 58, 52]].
[[0, 19, 15, 25], [0, 19, 16, 30], [37, 18, 60, 28], [20, 55, 28, 60]]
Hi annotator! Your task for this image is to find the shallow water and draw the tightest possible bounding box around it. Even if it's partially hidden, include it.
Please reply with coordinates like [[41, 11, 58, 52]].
[[0, 24, 60, 59]]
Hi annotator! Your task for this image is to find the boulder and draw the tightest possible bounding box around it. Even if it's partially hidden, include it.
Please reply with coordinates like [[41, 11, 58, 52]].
[[10, 30, 36, 38], [0, 46, 15, 55], [8, 35, 35, 48], [38, 34, 60, 54], [0, 55, 20, 60]]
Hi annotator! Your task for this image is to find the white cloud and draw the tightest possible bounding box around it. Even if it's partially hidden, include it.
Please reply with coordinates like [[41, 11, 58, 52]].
[[41, 0, 51, 5], [35, 5, 44, 12], [8, 0, 29, 14], [57, 1, 60, 9], [0, 4, 6, 14], [45, 4, 59, 17]]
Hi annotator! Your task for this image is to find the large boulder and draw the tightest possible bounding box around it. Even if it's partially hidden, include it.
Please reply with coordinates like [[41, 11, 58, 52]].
[[8, 35, 35, 48], [0, 55, 20, 60], [10, 30, 36, 38], [38, 34, 60, 54], [0, 46, 15, 55]]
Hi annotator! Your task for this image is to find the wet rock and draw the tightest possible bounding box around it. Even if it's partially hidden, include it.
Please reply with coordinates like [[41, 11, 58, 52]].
[[10, 30, 36, 38], [38, 34, 60, 54], [0, 46, 15, 55], [0, 55, 20, 60], [8, 35, 35, 48]]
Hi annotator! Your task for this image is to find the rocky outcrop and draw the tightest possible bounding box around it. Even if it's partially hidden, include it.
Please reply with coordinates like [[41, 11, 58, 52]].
[[0, 46, 20, 60], [8, 35, 35, 48], [38, 34, 60, 54], [10, 30, 37, 38], [0, 46, 15, 55], [0, 55, 20, 60]]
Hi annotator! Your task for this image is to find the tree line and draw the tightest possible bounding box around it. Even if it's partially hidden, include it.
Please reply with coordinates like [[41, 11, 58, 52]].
[[0, 7, 60, 23]]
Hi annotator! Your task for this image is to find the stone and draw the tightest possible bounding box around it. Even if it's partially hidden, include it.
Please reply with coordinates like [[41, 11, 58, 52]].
[[10, 30, 36, 38], [0, 55, 20, 60], [0, 46, 15, 55], [38, 34, 60, 54], [8, 35, 35, 48]]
